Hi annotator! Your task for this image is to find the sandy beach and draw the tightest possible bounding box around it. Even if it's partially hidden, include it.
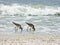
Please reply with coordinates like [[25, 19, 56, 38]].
[[0, 33, 60, 45], [0, 0, 60, 45]]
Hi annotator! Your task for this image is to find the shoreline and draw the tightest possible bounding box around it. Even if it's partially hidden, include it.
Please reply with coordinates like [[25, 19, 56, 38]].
[[0, 33, 60, 45]]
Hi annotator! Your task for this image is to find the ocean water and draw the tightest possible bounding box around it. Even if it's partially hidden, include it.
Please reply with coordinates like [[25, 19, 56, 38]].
[[0, 0, 60, 6], [0, 0, 60, 34]]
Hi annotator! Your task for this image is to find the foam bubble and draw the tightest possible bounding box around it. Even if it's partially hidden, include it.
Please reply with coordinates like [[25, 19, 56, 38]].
[[0, 4, 60, 16]]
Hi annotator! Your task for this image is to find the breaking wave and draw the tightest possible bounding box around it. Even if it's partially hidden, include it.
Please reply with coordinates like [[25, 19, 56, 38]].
[[0, 4, 60, 34], [0, 4, 60, 16]]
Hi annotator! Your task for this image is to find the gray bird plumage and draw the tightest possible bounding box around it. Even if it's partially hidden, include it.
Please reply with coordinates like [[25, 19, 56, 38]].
[[12, 22, 23, 32], [25, 22, 35, 31]]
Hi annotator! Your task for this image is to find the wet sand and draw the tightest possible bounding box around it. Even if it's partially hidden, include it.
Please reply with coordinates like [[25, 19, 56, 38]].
[[0, 33, 60, 45]]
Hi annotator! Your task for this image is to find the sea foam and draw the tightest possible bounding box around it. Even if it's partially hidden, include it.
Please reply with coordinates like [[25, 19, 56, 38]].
[[0, 4, 60, 16]]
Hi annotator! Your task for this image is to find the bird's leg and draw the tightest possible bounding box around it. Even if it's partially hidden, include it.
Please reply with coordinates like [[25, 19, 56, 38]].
[[29, 27, 31, 32], [21, 29, 23, 32], [30, 28, 31, 30], [27, 26, 29, 32], [15, 27, 18, 32]]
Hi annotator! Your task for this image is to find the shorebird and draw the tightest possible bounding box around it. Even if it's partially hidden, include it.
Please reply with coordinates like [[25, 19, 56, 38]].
[[12, 22, 23, 32], [25, 22, 35, 31]]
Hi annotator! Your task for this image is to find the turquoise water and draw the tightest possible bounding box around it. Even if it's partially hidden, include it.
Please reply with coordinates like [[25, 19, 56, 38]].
[[0, 4, 60, 34]]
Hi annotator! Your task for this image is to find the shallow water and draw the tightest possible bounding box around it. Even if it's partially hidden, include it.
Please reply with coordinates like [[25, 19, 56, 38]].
[[0, 4, 60, 34]]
